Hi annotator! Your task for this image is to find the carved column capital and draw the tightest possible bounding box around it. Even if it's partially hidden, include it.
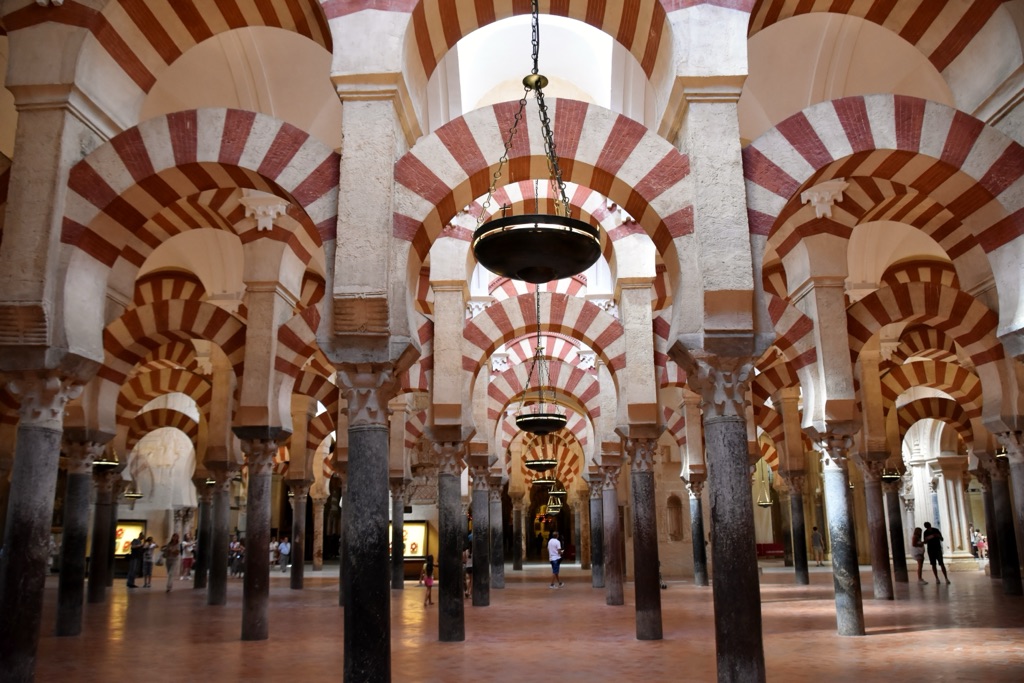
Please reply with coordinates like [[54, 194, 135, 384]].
[[469, 465, 490, 492], [210, 465, 240, 494], [779, 470, 806, 495], [601, 463, 622, 490], [92, 469, 120, 496], [389, 477, 408, 501], [625, 438, 658, 473], [685, 477, 705, 499], [5, 372, 84, 430], [336, 365, 398, 428], [289, 481, 311, 505], [985, 457, 1011, 482], [881, 479, 902, 494], [488, 475, 503, 502], [511, 495, 524, 513], [241, 439, 279, 476], [63, 440, 106, 475], [974, 466, 991, 492], [861, 459, 887, 483], [678, 356, 754, 419], [996, 431, 1024, 465], [195, 478, 215, 504], [434, 441, 466, 477], [587, 477, 602, 500], [817, 433, 854, 471]]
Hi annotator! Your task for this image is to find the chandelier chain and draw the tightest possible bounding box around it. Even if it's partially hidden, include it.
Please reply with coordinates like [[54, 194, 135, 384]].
[[475, 93, 529, 227]]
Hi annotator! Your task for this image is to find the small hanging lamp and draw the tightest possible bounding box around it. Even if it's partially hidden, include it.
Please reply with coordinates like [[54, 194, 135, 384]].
[[514, 290, 567, 436], [471, 0, 601, 284], [756, 465, 774, 508], [524, 456, 558, 472]]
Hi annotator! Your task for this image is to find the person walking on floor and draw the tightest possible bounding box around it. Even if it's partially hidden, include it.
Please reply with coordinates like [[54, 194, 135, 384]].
[[421, 554, 435, 607], [142, 536, 157, 587], [911, 527, 927, 584], [811, 526, 824, 566], [548, 530, 564, 588], [922, 522, 950, 584], [161, 533, 182, 592], [278, 536, 291, 573], [126, 533, 144, 588]]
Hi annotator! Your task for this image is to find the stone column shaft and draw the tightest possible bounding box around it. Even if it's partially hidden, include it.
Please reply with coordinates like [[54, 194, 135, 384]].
[[86, 472, 116, 604], [821, 438, 865, 635], [390, 480, 406, 590], [989, 461, 1022, 595], [489, 480, 504, 589], [193, 486, 214, 590], [862, 463, 894, 600], [56, 440, 104, 636], [312, 496, 327, 572], [240, 438, 278, 641], [629, 439, 662, 639], [207, 472, 233, 606], [470, 466, 490, 606], [782, 474, 809, 586], [687, 480, 708, 586], [978, 472, 1000, 580], [883, 481, 908, 583], [436, 443, 465, 642], [588, 479, 605, 588], [511, 496, 524, 572], [602, 462, 624, 606], [290, 483, 309, 590]]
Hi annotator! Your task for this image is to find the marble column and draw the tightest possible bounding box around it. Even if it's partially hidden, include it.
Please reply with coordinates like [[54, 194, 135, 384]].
[[686, 477, 708, 587], [469, 463, 490, 607], [390, 478, 406, 590], [781, 472, 809, 586], [627, 438, 662, 640], [436, 442, 466, 642], [337, 367, 395, 681], [87, 468, 117, 604], [312, 495, 327, 572], [239, 437, 280, 640], [289, 481, 310, 590], [976, 468, 1001, 580], [511, 494, 524, 571], [820, 435, 865, 635], [56, 437, 104, 636], [588, 474, 605, 588], [573, 499, 583, 567], [207, 468, 234, 606], [861, 460, 894, 600], [602, 456, 624, 606], [106, 483, 125, 588], [987, 458, 1022, 596], [882, 478, 908, 583], [488, 475, 504, 589], [193, 482, 214, 590], [0, 375, 83, 682]]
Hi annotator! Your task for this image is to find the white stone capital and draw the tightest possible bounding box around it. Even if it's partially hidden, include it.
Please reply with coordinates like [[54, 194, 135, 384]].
[[240, 190, 290, 232], [800, 179, 848, 219]]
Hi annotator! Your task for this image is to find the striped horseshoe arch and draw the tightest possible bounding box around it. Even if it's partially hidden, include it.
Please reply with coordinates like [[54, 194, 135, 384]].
[[889, 325, 959, 365], [879, 359, 983, 421], [895, 397, 974, 446], [394, 100, 693, 268], [129, 341, 200, 378], [748, 0, 1007, 73], [117, 368, 214, 425], [662, 405, 686, 447], [486, 359, 601, 425], [126, 408, 201, 453]]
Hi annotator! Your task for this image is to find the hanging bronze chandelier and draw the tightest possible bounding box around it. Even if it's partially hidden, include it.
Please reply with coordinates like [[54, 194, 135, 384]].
[[524, 456, 558, 472], [471, 0, 601, 284], [515, 291, 567, 436]]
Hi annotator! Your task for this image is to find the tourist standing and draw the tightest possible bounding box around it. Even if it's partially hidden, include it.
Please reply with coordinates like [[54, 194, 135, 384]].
[[911, 527, 927, 584], [421, 554, 435, 607], [922, 522, 950, 584], [547, 530, 564, 588], [161, 534, 182, 592], [127, 533, 144, 588], [278, 536, 291, 573], [811, 526, 824, 566], [142, 536, 157, 588]]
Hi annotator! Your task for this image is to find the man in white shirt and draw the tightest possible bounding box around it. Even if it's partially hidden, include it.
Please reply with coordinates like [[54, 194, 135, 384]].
[[547, 531, 564, 588], [278, 537, 291, 572]]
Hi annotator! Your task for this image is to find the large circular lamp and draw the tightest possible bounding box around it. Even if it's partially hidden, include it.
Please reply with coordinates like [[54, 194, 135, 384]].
[[514, 291, 567, 436]]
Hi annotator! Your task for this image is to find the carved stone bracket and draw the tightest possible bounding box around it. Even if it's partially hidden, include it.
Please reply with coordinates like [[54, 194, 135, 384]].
[[6, 372, 84, 430], [626, 438, 658, 473], [336, 365, 398, 428]]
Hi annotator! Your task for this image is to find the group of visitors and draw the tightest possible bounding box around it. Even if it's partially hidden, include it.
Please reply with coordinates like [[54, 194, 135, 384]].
[[229, 536, 245, 577], [269, 536, 291, 572], [911, 522, 951, 585], [124, 532, 195, 592], [969, 526, 988, 558]]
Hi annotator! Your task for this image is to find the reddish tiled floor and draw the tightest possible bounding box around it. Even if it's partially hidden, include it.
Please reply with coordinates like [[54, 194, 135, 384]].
[[33, 563, 1024, 682]]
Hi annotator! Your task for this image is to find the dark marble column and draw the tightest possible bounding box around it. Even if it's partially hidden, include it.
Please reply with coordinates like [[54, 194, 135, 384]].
[[436, 442, 466, 642], [0, 375, 82, 683], [312, 495, 327, 572], [627, 438, 662, 640], [106, 485, 125, 588], [820, 436, 865, 635], [588, 475, 605, 588], [883, 479, 908, 583], [390, 478, 406, 590], [87, 468, 117, 604], [861, 460, 894, 600], [976, 469, 1001, 580], [207, 469, 234, 606], [56, 437, 105, 636], [238, 436, 281, 640], [338, 367, 395, 682], [779, 492, 793, 567], [601, 457, 624, 606], [511, 494, 524, 571], [469, 463, 490, 607], [686, 478, 708, 586], [289, 481, 309, 590], [488, 475, 504, 589], [0, 458, 11, 550], [193, 482, 214, 590], [987, 458, 1022, 596], [781, 473, 809, 586]]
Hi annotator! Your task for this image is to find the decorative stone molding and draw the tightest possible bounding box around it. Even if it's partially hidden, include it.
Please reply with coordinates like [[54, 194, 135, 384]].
[[333, 294, 390, 336], [800, 178, 848, 219], [626, 438, 657, 473], [490, 352, 509, 373], [588, 298, 620, 320], [332, 72, 423, 147], [6, 372, 84, 430], [678, 356, 754, 419], [434, 441, 466, 477], [239, 190, 290, 232], [466, 300, 490, 319], [336, 365, 397, 428], [881, 479, 902, 494]]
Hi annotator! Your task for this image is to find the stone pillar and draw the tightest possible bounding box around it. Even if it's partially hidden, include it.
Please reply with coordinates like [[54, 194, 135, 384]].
[[0, 374, 83, 681], [860, 460, 894, 600], [390, 478, 407, 590], [588, 471, 605, 588], [87, 468, 117, 604], [511, 493, 524, 571], [882, 478, 908, 583], [106, 482, 125, 588], [436, 441, 466, 642], [207, 468, 234, 606], [56, 437, 105, 636], [627, 438, 662, 639], [987, 458, 1022, 595], [781, 472, 809, 586], [193, 481, 214, 590], [337, 367, 396, 680], [238, 437, 280, 640], [995, 432, 1024, 571], [686, 477, 708, 586], [488, 475, 504, 589], [469, 460, 490, 607], [312, 494, 327, 572], [289, 481, 310, 590], [601, 454, 624, 606], [975, 468, 1001, 580], [820, 435, 865, 635]]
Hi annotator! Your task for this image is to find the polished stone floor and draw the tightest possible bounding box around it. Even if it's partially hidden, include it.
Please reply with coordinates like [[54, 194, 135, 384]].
[[33, 562, 1024, 682]]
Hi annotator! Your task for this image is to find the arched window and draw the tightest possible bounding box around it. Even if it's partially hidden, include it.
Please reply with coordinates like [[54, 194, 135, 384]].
[[667, 494, 684, 542]]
